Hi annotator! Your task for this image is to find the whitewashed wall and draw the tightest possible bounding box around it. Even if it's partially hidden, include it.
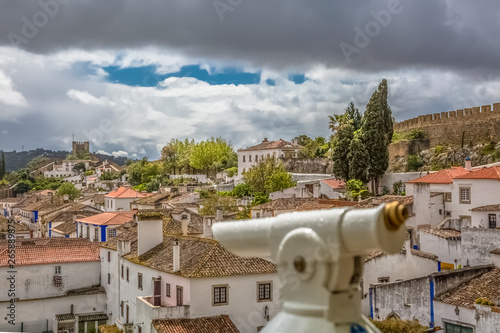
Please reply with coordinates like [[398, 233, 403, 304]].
[[419, 232, 462, 266]]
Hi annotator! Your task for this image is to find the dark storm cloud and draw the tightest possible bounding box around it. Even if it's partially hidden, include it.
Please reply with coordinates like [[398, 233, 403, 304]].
[[1, 0, 499, 71]]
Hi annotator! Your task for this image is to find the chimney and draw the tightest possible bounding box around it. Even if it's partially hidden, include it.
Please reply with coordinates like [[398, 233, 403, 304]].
[[465, 157, 472, 170], [263, 138, 268, 143], [216, 208, 224, 222], [137, 215, 163, 256], [173, 240, 180, 272], [181, 219, 188, 236]]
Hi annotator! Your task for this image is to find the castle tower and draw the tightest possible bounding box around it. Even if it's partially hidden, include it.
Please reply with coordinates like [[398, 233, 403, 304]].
[[72, 141, 90, 156]]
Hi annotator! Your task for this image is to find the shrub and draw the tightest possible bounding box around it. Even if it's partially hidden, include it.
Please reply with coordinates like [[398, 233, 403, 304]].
[[392, 180, 405, 195], [371, 318, 428, 333], [406, 154, 424, 171], [434, 145, 445, 155], [481, 142, 496, 155], [408, 129, 425, 140]]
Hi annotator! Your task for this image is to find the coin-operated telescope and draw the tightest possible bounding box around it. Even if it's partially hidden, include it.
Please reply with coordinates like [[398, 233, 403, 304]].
[[213, 202, 408, 333]]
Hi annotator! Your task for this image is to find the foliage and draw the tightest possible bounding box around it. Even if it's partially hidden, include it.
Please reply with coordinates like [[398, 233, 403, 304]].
[[480, 142, 496, 155], [348, 130, 370, 183], [344, 102, 363, 131], [346, 179, 370, 201], [392, 130, 425, 143], [0, 179, 9, 188], [85, 170, 94, 176], [189, 137, 237, 174], [161, 138, 196, 174], [476, 298, 496, 306], [252, 194, 270, 206], [371, 318, 428, 333], [232, 183, 252, 198], [408, 129, 425, 140], [434, 145, 445, 155], [128, 158, 166, 188], [98, 324, 123, 333], [292, 134, 313, 147], [296, 136, 330, 158], [57, 183, 81, 200], [242, 156, 295, 196], [100, 171, 120, 181], [381, 186, 390, 195], [14, 180, 34, 194], [72, 162, 86, 173], [32, 177, 65, 191], [332, 123, 354, 181], [198, 191, 238, 216], [406, 154, 424, 171], [0, 153, 5, 180], [133, 184, 147, 192], [236, 207, 250, 220], [225, 167, 238, 177], [26, 156, 49, 171], [392, 180, 405, 195], [66, 151, 91, 160]]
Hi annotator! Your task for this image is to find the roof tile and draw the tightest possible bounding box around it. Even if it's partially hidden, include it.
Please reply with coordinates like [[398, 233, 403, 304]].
[[153, 315, 239, 333]]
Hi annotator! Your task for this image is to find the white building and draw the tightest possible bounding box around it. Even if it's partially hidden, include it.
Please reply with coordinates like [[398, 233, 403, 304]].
[[269, 180, 321, 200], [100, 212, 280, 333], [237, 138, 301, 176], [0, 197, 19, 218], [419, 228, 462, 268], [44, 160, 91, 178], [0, 238, 106, 333], [105, 187, 153, 212], [320, 178, 346, 199], [76, 211, 136, 242]]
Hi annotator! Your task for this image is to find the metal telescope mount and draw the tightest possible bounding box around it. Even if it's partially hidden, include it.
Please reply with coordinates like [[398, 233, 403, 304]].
[[213, 202, 408, 333]]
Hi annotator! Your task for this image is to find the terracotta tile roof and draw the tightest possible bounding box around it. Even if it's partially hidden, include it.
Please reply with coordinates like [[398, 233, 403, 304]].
[[454, 166, 500, 180], [123, 235, 277, 278], [295, 200, 357, 212], [0, 197, 20, 203], [321, 178, 346, 189], [0, 216, 30, 233], [105, 187, 153, 199], [77, 211, 135, 226], [471, 204, 500, 212], [133, 192, 171, 205], [0, 238, 100, 267], [51, 220, 77, 235], [355, 196, 413, 209], [365, 249, 437, 263], [407, 167, 469, 184], [365, 250, 385, 262], [434, 268, 500, 308], [24, 197, 70, 213], [252, 198, 316, 211], [490, 248, 500, 255], [239, 138, 301, 151], [153, 315, 239, 333], [421, 228, 461, 240], [164, 219, 203, 235]]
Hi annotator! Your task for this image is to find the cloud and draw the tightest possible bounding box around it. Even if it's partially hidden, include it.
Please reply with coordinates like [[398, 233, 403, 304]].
[[0, 70, 28, 108], [111, 150, 129, 158], [66, 89, 116, 107], [0, 1, 499, 73]]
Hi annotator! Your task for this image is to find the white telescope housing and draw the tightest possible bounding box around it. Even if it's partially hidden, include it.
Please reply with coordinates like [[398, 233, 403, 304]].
[[213, 203, 407, 333]]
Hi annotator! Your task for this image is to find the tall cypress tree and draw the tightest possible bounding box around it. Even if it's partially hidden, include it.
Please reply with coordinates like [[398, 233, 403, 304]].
[[378, 79, 393, 146], [348, 130, 370, 183], [0, 152, 5, 179], [345, 102, 363, 131], [332, 123, 354, 181], [361, 90, 388, 193]]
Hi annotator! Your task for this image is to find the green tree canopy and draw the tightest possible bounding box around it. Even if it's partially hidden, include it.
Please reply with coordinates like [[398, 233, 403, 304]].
[[332, 123, 354, 181], [57, 183, 81, 200], [189, 137, 237, 175], [0, 153, 5, 179], [348, 130, 370, 183], [243, 156, 295, 196], [73, 162, 87, 174], [198, 191, 238, 216]]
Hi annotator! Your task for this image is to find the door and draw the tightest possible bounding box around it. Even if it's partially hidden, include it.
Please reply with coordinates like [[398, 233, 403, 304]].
[[153, 279, 161, 306], [489, 214, 497, 229], [176, 286, 183, 306], [126, 304, 129, 323]]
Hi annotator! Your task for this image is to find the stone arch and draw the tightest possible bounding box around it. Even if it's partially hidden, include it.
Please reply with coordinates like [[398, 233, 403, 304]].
[[386, 311, 401, 320]]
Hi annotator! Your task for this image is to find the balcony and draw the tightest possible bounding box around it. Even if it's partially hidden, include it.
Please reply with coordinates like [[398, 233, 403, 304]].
[[137, 296, 189, 322]]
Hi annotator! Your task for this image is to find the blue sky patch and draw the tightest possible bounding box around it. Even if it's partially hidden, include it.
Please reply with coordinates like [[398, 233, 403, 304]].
[[289, 74, 306, 84]]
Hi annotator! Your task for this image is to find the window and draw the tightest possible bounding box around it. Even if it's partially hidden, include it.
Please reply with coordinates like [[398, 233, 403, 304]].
[[107, 228, 116, 239], [120, 301, 124, 317], [444, 192, 452, 202], [86, 225, 90, 239], [255, 155, 258, 162], [459, 187, 471, 204], [489, 214, 497, 229], [94, 227, 99, 241], [126, 267, 129, 282], [213, 285, 228, 306], [138, 327, 142, 333], [378, 277, 390, 283], [138, 273, 143, 290], [444, 322, 473, 333], [55, 266, 61, 274], [257, 282, 272, 302], [249, 155, 252, 162], [107, 251, 111, 262], [242, 155, 246, 162], [166, 283, 171, 297], [126, 304, 129, 323], [176, 286, 183, 306], [107, 273, 111, 284], [445, 211, 452, 217], [121, 265, 124, 279], [181, 214, 188, 220]]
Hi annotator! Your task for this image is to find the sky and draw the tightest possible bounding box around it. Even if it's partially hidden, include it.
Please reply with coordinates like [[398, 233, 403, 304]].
[[0, 0, 499, 159]]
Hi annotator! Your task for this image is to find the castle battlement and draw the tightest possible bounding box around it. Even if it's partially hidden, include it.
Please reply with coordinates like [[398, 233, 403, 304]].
[[394, 103, 500, 131]]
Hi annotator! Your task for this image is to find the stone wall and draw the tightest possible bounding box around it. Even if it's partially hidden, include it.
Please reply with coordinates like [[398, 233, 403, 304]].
[[281, 158, 334, 174], [389, 139, 430, 161], [394, 103, 500, 146], [461, 228, 500, 266]]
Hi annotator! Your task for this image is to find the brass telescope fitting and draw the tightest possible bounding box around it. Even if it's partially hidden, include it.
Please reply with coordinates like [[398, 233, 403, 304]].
[[383, 201, 408, 231]]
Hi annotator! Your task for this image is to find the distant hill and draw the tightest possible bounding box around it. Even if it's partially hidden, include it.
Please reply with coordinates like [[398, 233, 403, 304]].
[[0, 148, 129, 172]]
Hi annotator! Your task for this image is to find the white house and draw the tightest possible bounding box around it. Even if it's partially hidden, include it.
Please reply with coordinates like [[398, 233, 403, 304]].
[[419, 228, 462, 269], [44, 160, 91, 178], [319, 178, 346, 199], [105, 187, 154, 212], [76, 211, 136, 242], [0, 197, 19, 218], [237, 138, 301, 176], [100, 212, 280, 333], [269, 180, 321, 200], [0, 238, 106, 333], [470, 204, 500, 229]]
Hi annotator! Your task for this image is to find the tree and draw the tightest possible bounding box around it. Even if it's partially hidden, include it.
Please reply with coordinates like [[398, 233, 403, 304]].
[[348, 130, 370, 183], [57, 183, 81, 200], [298, 136, 329, 158], [332, 123, 354, 181], [0, 153, 5, 179], [198, 191, 238, 216], [345, 102, 363, 131], [161, 138, 196, 175], [26, 156, 49, 170], [73, 162, 87, 174], [189, 138, 237, 176], [346, 179, 369, 201], [14, 179, 33, 194], [243, 156, 295, 196], [292, 135, 313, 147], [361, 80, 393, 193]]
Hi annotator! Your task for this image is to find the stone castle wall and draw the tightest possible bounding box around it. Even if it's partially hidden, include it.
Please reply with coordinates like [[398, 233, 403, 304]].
[[394, 103, 500, 146], [72, 141, 90, 155]]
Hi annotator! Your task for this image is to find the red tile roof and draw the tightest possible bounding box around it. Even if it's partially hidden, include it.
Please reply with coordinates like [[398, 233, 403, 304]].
[[239, 138, 301, 151], [0, 238, 100, 267], [454, 166, 500, 180], [76, 211, 136, 226], [295, 200, 356, 212], [105, 187, 153, 199], [407, 167, 469, 184], [153, 315, 239, 333], [421, 228, 461, 240], [321, 178, 346, 189]]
